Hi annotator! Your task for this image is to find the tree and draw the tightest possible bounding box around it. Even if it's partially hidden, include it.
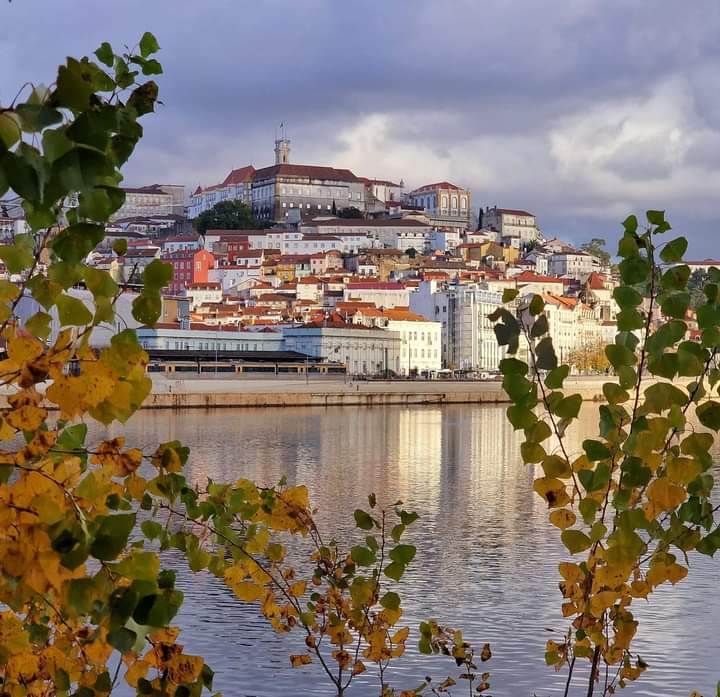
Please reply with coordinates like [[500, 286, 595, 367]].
[[405, 247, 417, 259], [336, 205, 364, 219], [687, 268, 709, 308], [567, 338, 610, 374], [580, 237, 611, 267], [0, 39, 486, 697], [492, 210, 720, 695], [194, 200, 270, 234]]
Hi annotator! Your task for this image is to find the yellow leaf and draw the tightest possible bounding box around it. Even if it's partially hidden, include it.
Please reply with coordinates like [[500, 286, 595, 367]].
[[5, 404, 47, 431], [289, 580, 307, 598], [533, 477, 570, 508], [166, 654, 203, 685], [352, 660, 366, 675], [290, 654, 312, 667], [645, 477, 686, 516], [549, 509, 576, 529], [666, 563, 688, 585], [558, 562, 584, 584], [391, 627, 409, 644], [230, 581, 264, 602]]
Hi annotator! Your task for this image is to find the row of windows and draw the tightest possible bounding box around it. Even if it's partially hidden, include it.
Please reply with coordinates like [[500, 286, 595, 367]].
[[401, 348, 439, 359]]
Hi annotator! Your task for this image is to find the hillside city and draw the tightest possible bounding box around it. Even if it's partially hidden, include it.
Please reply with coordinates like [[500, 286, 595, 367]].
[[1, 137, 713, 378]]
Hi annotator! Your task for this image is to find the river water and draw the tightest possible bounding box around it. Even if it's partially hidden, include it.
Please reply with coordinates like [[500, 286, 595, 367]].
[[102, 404, 720, 697]]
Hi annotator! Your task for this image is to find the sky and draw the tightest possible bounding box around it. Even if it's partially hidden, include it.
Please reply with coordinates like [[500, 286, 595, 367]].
[[2, 0, 720, 256]]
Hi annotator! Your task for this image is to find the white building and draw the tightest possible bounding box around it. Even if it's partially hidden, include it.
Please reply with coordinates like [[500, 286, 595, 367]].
[[136, 325, 283, 352], [112, 184, 185, 221], [548, 250, 596, 279], [343, 282, 411, 309], [188, 167, 256, 219], [303, 218, 432, 252], [383, 309, 442, 376], [283, 323, 401, 376], [185, 282, 223, 311], [481, 207, 540, 246], [410, 280, 505, 371]]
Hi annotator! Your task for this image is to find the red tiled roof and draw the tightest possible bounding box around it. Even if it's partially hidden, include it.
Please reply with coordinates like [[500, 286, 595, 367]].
[[309, 218, 429, 228], [346, 282, 405, 290], [252, 164, 360, 183], [495, 208, 535, 217], [514, 271, 564, 284], [410, 181, 465, 192]]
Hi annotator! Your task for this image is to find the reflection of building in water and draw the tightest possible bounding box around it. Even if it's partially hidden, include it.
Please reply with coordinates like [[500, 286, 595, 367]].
[[394, 408, 444, 493]]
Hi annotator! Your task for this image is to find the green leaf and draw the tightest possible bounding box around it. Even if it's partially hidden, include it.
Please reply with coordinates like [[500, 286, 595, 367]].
[[56, 294, 93, 326], [139, 32, 161, 58], [132, 294, 162, 326], [697, 401, 720, 431], [554, 394, 582, 420], [143, 259, 173, 292], [90, 513, 136, 561], [619, 257, 650, 285], [583, 439, 611, 461], [389, 544, 417, 565], [0, 234, 34, 273], [0, 110, 21, 148], [95, 42, 114, 67], [350, 545, 377, 566], [53, 146, 114, 192], [383, 561, 405, 581], [499, 357, 528, 375], [613, 286, 642, 308], [528, 294, 544, 316], [602, 383, 629, 404], [605, 343, 636, 368], [380, 591, 400, 610], [646, 209, 666, 226], [530, 315, 549, 338], [561, 529, 592, 554], [622, 215, 638, 233], [661, 292, 690, 319], [535, 337, 557, 370], [506, 405, 536, 430], [353, 509, 374, 530], [502, 288, 518, 303], [545, 365, 569, 390], [660, 237, 688, 263], [1, 150, 40, 201], [141, 520, 163, 540], [15, 104, 63, 132], [107, 627, 137, 654]]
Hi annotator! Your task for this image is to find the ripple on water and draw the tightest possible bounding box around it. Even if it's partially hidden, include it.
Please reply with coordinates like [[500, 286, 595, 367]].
[[96, 404, 720, 697]]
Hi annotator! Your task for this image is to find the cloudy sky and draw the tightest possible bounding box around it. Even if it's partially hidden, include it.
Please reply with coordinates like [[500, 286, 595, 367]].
[[2, 0, 719, 255]]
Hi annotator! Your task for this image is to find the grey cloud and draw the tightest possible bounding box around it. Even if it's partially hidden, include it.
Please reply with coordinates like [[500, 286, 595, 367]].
[[1, 0, 720, 254]]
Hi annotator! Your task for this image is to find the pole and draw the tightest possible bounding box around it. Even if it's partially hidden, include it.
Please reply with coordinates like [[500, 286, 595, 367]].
[[215, 328, 218, 378]]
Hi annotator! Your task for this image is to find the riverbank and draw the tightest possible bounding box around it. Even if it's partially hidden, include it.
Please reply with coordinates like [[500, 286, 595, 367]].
[[140, 375, 612, 409]]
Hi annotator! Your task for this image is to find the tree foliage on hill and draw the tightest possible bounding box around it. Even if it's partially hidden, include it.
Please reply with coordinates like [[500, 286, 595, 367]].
[[194, 200, 271, 234], [0, 38, 487, 697], [580, 238, 612, 267], [336, 205, 365, 219], [688, 268, 709, 308], [493, 212, 720, 696]]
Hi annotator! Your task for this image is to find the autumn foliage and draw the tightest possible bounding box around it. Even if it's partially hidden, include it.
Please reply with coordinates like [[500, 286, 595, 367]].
[[0, 37, 488, 697]]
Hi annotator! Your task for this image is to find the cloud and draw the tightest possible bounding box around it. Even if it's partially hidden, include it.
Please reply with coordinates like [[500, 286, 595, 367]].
[[1, 0, 720, 253]]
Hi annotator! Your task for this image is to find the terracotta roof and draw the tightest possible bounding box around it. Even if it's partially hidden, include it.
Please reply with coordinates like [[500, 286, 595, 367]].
[[586, 272, 607, 290], [514, 271, 564, 284], [383, 308, 431, 322], [346, 282, 405, 290], [410, 181, 465, 193], [495, 208, 535, 217], [186, 282, 221, 289], [252, 164, 360, 183]]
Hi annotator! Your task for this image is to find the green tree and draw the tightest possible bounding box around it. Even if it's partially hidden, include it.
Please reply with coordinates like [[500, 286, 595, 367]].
[[580, 237, 612, 267], [493, 211, 720, 695], [194, 200, 270, 234], [0, 37, 486, 697], [687, 268, 710, 308], [336, 205, 364, 219]]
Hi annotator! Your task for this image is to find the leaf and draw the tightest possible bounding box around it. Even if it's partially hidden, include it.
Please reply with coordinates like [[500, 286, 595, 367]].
[[549, 509, 576, 530], [583, 439, 611, 461], [0, 110, 21, 148], [697, 401, 720, 431], [389, 544, 417, 564], [132, 293, 162, 326], [107, 627, 137, 654], [139, 32, 161, 57], [660, 236, 688, 263], [353, 509, 374, 530], [613, 286, 642, 308], [384, 561, 406, 581], [95, 41, 114, 67], [15, 104, 63, 132], [646, 209, 666, 226], [56, 293, 93, 326], [545, 365, 569, 389], [90, 513, 136, 561], [561, 529, 592, 554], [554, 394, 582, 420], [502, 288, 518, 302], [290, 654, 312, 668], [143, 259, 173, 292], [350, 546, 377, 566], [380, 592, 401, 610]]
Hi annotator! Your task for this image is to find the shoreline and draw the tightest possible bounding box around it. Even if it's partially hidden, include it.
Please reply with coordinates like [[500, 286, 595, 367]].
[[139, 376, 611, 409]]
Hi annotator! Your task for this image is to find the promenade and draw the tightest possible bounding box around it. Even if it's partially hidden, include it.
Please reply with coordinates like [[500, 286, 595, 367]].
[[142, 375, 612, 409]]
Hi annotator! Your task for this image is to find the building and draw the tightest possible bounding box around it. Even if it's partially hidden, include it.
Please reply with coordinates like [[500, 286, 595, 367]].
[[383, 308, 442, 376], [303, 218, 431, 251], [283, 321, 401, 376], [251, 139, 366, 222], [185, 282, 223, 311], [411, 280, 505, 372], [188, 166, 256, 219], [163, 248, 215, 294], [343, 281, 411, 309], [112, 184, 185, 221], [548, 249, 596, 279], [481, 207, 540, 246], [137, 324, 284, 352], [683, 259, 720, 273], [405, 182, 472, 233]]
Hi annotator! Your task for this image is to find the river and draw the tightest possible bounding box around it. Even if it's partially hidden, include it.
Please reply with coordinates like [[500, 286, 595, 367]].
[[101, 404, 720, 697]]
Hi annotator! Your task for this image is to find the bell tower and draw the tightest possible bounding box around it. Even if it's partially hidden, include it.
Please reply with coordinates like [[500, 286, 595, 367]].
[[274, 137, 291, 165]]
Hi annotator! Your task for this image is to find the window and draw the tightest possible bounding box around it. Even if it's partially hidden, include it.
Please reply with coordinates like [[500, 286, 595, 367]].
[[282, 202, 287, 208]]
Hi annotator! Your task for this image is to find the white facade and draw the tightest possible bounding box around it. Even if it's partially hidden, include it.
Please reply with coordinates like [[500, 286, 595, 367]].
[[137, 327, 283, 352], [185, 284, 222, 311], [482, 207, 539, 245], [385, 318, 442, 375], [209, 264, 263, 291], [113, 185, 185, 221], [304, 220, 430, 251], [548, 251, 596, 279], [283, 326, 401, 376], [410, 281, 505, 371], [343, 283, 411, 309]]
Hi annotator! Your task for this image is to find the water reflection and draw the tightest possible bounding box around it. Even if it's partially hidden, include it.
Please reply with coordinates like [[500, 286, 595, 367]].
[[97, 405, 720, 697]]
